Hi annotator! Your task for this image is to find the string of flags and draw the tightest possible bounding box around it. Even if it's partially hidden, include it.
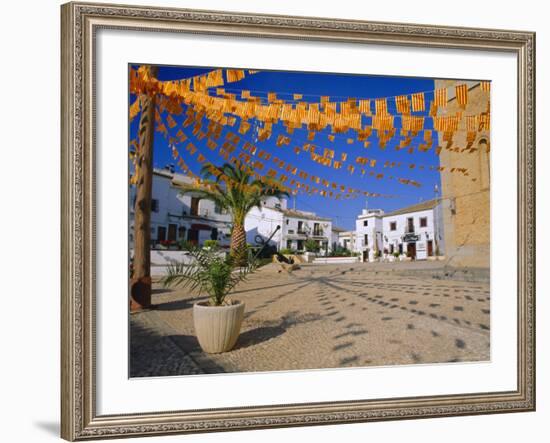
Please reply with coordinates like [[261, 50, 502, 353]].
[[179, 100, 472, 180], [130, 66, 490, 141], [129, 65, 258, 98], [130, 65, 489, 192], [172, 103, 426, 189], [152, 108, 398, 200]]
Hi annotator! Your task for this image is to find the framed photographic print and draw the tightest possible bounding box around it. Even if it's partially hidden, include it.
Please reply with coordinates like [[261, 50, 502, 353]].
[[61, 1, 536, 440]]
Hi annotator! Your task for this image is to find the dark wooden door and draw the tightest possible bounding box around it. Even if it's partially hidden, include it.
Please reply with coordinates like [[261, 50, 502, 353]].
[[157, 226, 166, 241], [168, 224, 177, 241], [427, 240, 434, 256], [407, 242, 416, 259], [187, 229, 199, 245]]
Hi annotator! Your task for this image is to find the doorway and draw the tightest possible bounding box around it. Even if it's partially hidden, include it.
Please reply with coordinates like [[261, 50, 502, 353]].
[[427, 240, 434, 257], [187, 229, 199, 245], [168, 224, 177, 241], [407, 242, 416, 259], [157, 226, 166, 242]]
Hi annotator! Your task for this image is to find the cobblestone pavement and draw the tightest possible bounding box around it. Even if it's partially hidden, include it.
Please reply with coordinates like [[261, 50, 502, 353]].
[[130, 262, 490, 377]]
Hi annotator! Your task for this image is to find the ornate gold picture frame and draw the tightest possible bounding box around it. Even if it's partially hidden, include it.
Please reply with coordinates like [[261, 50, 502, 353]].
[[61, 2, 535, 440]]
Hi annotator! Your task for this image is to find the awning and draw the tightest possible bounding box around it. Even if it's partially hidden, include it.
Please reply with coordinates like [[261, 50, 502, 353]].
[[191, 223, 213, 231]]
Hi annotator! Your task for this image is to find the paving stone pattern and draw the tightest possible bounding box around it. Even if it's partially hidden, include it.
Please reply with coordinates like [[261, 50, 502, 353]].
[[130, 262, 490, 377]]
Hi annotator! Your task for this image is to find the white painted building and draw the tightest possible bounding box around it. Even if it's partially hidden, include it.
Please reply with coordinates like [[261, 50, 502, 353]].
[[353, 199, 445, 262], [331, 226, 344, 248], [334, 229, 356, 251], [355, 207, 385, 262], [245, 200, 333, 255], [129, 168, 233, 249], [130, 168, 333, 254]]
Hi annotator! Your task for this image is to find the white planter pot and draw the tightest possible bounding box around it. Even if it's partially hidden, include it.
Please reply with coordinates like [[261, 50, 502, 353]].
[[193, 300, 245, 353]]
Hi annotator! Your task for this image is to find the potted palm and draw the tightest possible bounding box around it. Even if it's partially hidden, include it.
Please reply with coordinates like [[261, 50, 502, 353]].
[[162, 245, 257, 353]]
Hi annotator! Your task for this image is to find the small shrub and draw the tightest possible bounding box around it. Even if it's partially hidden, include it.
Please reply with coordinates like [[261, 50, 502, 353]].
[[279, 248, 295, 255], [178, 239, 193, 250], [304, 239, 320, 253], [203, 239, 219, 249], [330, 246, 352, 257]]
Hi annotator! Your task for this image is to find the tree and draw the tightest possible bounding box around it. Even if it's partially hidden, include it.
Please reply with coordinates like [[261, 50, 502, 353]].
[[304, 238, 320, 253], [177, 162, 289, 263], [130, 65, 158, 312]]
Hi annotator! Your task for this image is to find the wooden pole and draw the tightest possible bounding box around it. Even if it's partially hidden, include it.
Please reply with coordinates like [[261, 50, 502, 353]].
[[130, 65, 158, 312]]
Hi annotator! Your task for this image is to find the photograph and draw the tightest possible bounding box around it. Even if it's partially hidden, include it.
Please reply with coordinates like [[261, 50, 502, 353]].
[[128, 64, 492, 377], [57, 2, 536, 440]]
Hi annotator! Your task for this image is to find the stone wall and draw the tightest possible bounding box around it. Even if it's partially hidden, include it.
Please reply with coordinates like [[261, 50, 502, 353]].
[[436, 80, 490, 269]]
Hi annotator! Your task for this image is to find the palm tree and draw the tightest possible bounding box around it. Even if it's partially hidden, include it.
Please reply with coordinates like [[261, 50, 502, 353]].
[[177, 162, 289, 262]]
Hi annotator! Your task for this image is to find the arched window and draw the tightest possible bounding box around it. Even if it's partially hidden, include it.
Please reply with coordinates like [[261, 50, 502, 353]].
[[478, 138, 490, 190]]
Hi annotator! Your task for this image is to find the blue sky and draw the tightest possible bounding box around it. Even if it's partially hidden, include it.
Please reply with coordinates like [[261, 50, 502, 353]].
[[129, 65, 441, 230]]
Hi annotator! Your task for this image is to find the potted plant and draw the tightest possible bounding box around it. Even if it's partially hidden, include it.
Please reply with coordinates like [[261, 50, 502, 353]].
[[162, 245, 257, 353]]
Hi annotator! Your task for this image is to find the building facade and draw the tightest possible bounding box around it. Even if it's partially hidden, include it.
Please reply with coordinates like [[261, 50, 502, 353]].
[[353, 200, 445, 262], [129, 169, 233, 249], [246, 201, 333, 254], [355, 207, 384, 262], [129, 168, 333, 253], [436, 80, 490, 268]]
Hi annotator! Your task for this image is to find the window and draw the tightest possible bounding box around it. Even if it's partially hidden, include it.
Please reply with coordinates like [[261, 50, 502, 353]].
[[313, 223, 322, 236], [297, 221, 304, 233], [190, 197, 200, 216], [406, 217, 414, 233], [214, 203, 222, 214], [286, 219, 289, 225], [364, 234, 368, 245], [286, 240, 292, 249], [363, 220, 368, 226], [177, 226, 186, 239], [420, 217, 428, 228], [390, 221, 397, 231], [151, 199, 159, 213], [211, 227, 218, 240]]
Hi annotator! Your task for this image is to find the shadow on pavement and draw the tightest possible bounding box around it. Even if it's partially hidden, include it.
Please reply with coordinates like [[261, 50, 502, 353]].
[[235, 325, 286, 350]]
